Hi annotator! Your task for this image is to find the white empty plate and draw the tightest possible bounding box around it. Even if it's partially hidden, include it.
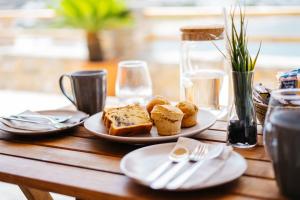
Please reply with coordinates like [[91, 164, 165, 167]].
[[120, 142, 247, 191]]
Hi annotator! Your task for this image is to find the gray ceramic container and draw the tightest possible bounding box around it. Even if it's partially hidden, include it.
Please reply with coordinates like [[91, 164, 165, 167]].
[[59, 70, 107, 115]]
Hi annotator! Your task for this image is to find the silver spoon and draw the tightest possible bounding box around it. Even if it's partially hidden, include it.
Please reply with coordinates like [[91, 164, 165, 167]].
[[166, 144, 224, 190], [146, 146, 189, 183]]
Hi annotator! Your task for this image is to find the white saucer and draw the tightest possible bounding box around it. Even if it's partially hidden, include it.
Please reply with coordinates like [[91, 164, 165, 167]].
[[0, 110, 88, 136], [120, 142, 247, 191]]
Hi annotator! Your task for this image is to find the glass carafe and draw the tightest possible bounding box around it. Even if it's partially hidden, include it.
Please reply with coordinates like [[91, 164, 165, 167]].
[[180, 25, 229, 118]]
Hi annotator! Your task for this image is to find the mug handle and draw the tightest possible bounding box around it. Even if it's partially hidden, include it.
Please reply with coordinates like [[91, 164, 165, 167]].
[[59, 74, 76, 106]]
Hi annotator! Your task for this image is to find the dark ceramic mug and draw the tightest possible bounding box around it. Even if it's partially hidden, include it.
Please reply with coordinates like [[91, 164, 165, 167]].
[[59, 70, 107, 115]]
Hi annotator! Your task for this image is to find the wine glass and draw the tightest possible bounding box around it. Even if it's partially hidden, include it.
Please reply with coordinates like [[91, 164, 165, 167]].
[[263, 89, 300, 197], [115, 60, 152, 105]]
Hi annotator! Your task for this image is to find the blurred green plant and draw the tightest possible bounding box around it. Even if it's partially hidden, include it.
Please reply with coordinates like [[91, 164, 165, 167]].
[[53, 0, 133, 61]]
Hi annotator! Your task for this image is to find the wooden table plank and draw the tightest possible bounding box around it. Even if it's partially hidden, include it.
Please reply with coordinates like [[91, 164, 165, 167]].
[[0, 140, 274, 179], [245, 160, 274, 179], [0, 130, 270, 162], [210, 121, 263, 135], [230, 176, 284, 199], [0, 154, 285, 200], [0, 130, 137, 157], [0, 140, 121, 174], [235, 147, 269, 162], [194, 130, 264, 146]]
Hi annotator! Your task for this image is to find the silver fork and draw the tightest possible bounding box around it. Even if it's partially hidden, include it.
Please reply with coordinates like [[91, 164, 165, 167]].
[[10, 115, 68, 129], [189, 144, 208, 162], [13, 114, 72, 123], [166, 144, 224, 190], [150, 144, 207, 189], [30, 115, 68, 129]]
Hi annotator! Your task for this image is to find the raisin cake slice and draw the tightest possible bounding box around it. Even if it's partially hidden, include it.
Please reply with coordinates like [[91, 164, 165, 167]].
[[102, 105, 153, 136]]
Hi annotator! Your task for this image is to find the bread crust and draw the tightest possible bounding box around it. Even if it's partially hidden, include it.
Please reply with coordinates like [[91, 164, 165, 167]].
[[109, 123, 152, 136]]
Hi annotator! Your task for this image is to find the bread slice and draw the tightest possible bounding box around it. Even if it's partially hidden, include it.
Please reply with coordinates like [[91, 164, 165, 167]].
[[102, 105, 153, 136]]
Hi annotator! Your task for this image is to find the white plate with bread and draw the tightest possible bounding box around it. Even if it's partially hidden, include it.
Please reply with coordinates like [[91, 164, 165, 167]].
[[84, 96, 216, 144]]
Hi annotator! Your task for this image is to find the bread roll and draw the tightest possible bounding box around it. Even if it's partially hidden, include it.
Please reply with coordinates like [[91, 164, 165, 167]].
[[176, 101, 198, 128], [151, 105, 183, 136], [146, 96, 170, 114]]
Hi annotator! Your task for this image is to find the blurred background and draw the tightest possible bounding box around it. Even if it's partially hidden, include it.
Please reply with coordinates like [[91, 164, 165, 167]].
[[0, 0, 300, 103]]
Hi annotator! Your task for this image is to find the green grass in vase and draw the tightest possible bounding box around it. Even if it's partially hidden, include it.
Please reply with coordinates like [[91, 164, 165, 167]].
[[225, 7, 262, 125], [227, 7, 261, 72]]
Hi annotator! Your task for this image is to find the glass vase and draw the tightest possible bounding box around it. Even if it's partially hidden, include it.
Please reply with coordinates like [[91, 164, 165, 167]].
[[227, 71, 257, 148]]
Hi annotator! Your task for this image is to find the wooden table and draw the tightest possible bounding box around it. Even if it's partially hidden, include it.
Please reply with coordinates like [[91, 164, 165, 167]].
[[0, 119, 285, 200]]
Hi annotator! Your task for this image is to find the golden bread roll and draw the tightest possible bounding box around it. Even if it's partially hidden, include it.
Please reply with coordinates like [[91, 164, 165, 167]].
[[176, 101, 198, 128], [146, 96, 170, 113], [151, 105, 183, 136]]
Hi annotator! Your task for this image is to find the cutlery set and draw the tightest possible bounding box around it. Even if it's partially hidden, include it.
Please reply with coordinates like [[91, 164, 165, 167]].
[[0, 114, 72, 129], [0, 110, 88, 135], [147, 143, 224, 190]]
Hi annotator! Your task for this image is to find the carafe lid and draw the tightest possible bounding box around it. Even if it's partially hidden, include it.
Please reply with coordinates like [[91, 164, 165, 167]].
[[180, 25, 224, 41]]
